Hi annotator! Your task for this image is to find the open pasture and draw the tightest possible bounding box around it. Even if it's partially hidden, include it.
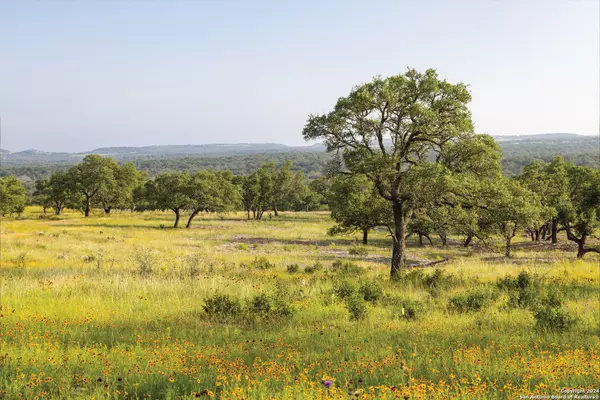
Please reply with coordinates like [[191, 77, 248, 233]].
[[1, 208, 599, 399]]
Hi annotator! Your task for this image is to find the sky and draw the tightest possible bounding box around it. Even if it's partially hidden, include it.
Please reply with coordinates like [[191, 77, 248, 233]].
[[0, 0, 598, 152]]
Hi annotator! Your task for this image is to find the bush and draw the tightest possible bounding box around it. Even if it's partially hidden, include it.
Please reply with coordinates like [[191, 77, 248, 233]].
[[331, 260, 364, 275], [346, 294, 367, 321], [246, 294, 294, 321], [399, 299, 422, 320], [449, 288, 497, 313], [286, 264, 300, 273], [497, 271, 541, 309], [349, 246, 368, 256], [251, 257, 275, 270], [136, 252, 154, 276], [534, 306, 576, 332], [394, 268, 459, 297], [333, 280, 357, 300], [203, 294, 242, 323], [304, 262, 323, 274], [423, 269, 458, 298], [359, 281, 383, 303]]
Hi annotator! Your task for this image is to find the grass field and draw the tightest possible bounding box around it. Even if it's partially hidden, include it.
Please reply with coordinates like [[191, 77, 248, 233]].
[[1, 208, 599, 399]]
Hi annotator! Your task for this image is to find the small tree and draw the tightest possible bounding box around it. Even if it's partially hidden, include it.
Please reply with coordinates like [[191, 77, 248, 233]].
[[145, 172, 192, 228], [0, 176, 27, 216], [327, 174, 391, 244], [185, 170, 241, 228], [33, 172, 79, 215], [96, 162, 143, 213], [559, 165, 600, 258], [481, 179, 541, 257], [69, 154, 118, 217]]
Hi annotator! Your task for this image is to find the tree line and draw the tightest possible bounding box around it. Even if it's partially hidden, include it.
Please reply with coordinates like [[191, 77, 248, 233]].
[[0, 155, 325, 227]]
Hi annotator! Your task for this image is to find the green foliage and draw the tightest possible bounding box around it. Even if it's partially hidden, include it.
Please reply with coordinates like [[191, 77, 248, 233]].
[[449, 288, 497, 313], [330, 260, 364, 275], [333, 280, 357, 300], [398, 299, 423, 320], [303, 262, 323, 274], [534, 306, 576, 333], [185, 170, 241, 227], [327, 174, 391, 242], [345, 294, 368, 321], [303, 68, 504, 276], [286, 264, 299, 274], [497, 271, 541, 309], [249, 256, 276, 270], [479, 178, 542, 257], [69, 155, 120, 216], [0, 176, 27, 216], [202, 294, 243, 323], [358, 281, 383, 303], [558, 164, 600, 258]]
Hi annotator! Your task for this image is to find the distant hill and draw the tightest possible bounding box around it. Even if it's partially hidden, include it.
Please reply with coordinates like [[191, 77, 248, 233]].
[[1, 134, 597, 182]]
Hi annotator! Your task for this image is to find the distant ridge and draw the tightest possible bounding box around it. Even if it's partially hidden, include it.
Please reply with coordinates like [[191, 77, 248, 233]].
[[1, 133, 597, 165]]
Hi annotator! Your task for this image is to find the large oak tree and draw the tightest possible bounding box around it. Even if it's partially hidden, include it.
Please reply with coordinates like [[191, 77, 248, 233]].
[[303, 68, 501, 278]]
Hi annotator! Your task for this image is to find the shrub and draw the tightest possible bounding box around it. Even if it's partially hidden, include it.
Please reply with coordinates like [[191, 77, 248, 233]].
[[203, 294, 242, 323], [346, 294, 367, 321], [349, 246, 368, 256], [394, 268, 459, 297], [449, 288, 497, 313], [333, 280, 357, 300], [304, 262, 323, 274], [534, 306, 576, 332], [423, 269, 458, 298], [286, 264, 300, 274], [250, 257, 275, 270], [246, 294, 294, 321], [399, 299, 422, 320], [237, 243, 249, 251], [331, 260, 364, 275], [136, 252, 154, 276], [359, 281, 383, 303], [497, 271, 541, 309]]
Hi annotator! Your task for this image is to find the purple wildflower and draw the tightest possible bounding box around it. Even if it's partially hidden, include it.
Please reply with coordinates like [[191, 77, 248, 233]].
[[323, 380, 333, 388]]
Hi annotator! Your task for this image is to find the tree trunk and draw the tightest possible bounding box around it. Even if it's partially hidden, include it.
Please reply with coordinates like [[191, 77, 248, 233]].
[[534, 229, 540, 242], [425, 234, 433, 245], [247, 209, 250, 220], [390, 202, 408, 279], [505, 235, 512, 257], [418, 233, 423, 247], [186, 209, 200, 228], [104, 206, 112, 214], [84, 197, 91, 217], [577, 239, 586, 259], [438, 232, 447, 246], [463, 234, 473, 248], [273, 206, 279, 217], [551, 218, 559, 244], [173, 208, 181, 228], [362, 228, 368, 245]]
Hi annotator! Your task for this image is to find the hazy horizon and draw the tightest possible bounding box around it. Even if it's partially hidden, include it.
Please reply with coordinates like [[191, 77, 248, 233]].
[[1, 0, 598, 152]]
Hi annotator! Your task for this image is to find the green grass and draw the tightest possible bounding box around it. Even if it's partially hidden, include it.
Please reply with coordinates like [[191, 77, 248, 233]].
[[0, 207, 599, 399]]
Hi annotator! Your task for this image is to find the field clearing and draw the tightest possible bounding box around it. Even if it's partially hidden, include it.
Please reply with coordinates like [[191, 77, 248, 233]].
[[1, 208, 599, 399]]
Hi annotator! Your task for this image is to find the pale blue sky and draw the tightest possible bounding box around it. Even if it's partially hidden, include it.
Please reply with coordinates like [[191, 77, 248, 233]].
[[1, 0, 598, 152]]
